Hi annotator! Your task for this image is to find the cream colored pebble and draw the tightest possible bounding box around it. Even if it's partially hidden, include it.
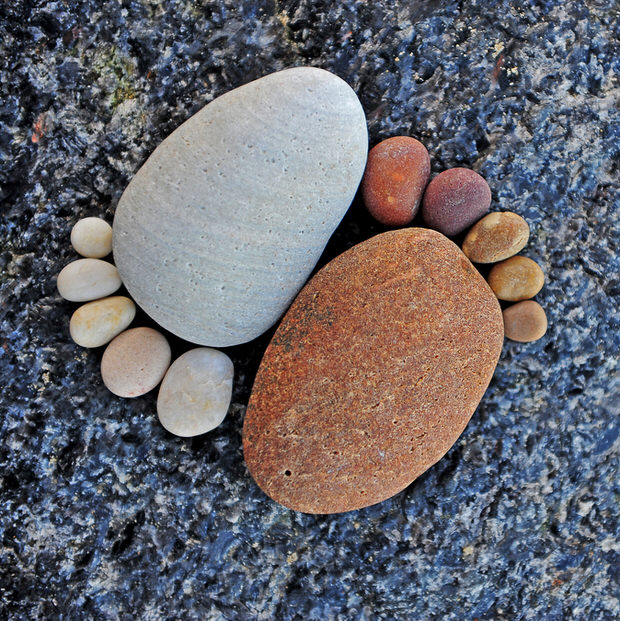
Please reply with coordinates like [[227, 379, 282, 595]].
[[69, 296, 135, 348], [57, 258, 121, 302], [71, 217, 113, 258], [157, 348, 234, 437], [101, 327, 171, 398]]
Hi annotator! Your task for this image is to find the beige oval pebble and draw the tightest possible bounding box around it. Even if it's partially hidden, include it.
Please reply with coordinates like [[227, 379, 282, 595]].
[[71, 217, 113, 258], [69, 296, 136, 348], [488, 256, 544, 301], [57, 258, 121, 302], [157, 348, 234, 437], [503, 301, 548, 342], [101, 327, 171, 398], [462, 211, 529, 263]]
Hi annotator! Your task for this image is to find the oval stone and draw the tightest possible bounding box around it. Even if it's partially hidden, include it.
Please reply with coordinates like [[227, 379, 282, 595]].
[[488, 255, 544, 301], [57, 258, 121, 302], [157, 348, 234, 437], [69, 296, 136, 348], [71, 217, 113, 258], [462, 211, 529, 264], [243, 228, 504, 514], [503, 300, 548, 342], [113, 67, 368, 347]]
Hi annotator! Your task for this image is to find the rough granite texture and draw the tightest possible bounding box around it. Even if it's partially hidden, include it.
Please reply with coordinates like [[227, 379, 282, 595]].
[[0, 0, 618, 619]]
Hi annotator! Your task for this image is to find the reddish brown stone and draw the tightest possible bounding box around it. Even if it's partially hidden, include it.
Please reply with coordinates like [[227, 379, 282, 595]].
[[422, 168, 492, 236], [361, 136, 431, 226], [243, 228, 504, 514], [503, 300, 548, 342]]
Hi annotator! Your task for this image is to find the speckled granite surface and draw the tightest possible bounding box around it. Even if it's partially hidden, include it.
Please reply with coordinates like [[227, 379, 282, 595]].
[[1, 0, 618, 618]]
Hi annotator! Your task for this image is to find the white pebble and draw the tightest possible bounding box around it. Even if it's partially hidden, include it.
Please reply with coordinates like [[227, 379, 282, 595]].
[[57, 258, 121, 302], [69, 296, 135, 348], [157, 348, 234, 437], [71, 217, 113, 258]]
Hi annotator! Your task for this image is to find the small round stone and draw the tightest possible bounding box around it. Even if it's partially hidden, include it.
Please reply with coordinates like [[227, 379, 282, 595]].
[[422, 168, 492, 236], [462, 211, 530, 263], [157, 348, 234, 437], [101, 328, 171, 398], [361, 136, 431, 226], [488, 256, 544, 301], [71, 217, 113, 258], [503, 301, 548, 342], [57, 258, 121, 302], [69, 296, 136, 348]]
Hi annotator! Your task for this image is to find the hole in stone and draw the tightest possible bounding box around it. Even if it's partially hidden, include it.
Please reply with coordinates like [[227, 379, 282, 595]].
[[284, 470, 291, 476]]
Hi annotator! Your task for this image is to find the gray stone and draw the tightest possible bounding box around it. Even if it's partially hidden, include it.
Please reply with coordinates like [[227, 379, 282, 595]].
[[113, 67, 368, 346]]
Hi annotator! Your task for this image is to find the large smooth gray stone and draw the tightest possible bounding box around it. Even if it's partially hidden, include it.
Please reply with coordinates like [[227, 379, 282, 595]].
[[113, 67, 368, 346]]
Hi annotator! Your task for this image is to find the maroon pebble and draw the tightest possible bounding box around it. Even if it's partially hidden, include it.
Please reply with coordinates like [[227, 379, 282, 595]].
[[361, 136, 431, 226], [422, 168, 492, 236]]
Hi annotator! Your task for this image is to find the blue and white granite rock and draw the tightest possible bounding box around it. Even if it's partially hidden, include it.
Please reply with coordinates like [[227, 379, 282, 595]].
[[0, 0, 618, 619]]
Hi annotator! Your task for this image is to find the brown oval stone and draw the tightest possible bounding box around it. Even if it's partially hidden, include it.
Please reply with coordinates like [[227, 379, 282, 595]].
[[462, 211, 529, 263], [488, 255, 544, 301], [422, 168, 492, 236], [243, 228, 504, 514], [503, 300, 548, 342], [361, 136, 431, 226]]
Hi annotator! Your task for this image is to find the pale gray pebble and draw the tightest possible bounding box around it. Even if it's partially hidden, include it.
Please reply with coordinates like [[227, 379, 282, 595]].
[[70, 217, 113, 258], [69, 296, 135, 348], [57, 258, 121, 302], [157, 348, 234, 437]]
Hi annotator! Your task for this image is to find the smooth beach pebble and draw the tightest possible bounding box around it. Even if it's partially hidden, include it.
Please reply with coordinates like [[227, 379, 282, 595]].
[[101, 327, 171, 398], [71, 217, 113, 258], [422, 168, 492, 236], [361, 136, 431, 226], [57, 258, 121, 302], [69, 296, 136, 348], [157, 348, 234, 437], [462, 211, 530, 263], [488, 255, 544, 301], [113, 67, 368, 347], [244, 228, 504, 514], [503, 301, 548, 342]]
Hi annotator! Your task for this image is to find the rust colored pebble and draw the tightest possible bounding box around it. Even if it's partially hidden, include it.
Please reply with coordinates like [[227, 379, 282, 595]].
[[488, 255, 544, 301], [101, 327, 171, 398], [243, 228, 504, 514], [422, 168, 492, 236], [361, 136, 431, 226], [462, 211, 530, 263], [503, 300, 548, 342]]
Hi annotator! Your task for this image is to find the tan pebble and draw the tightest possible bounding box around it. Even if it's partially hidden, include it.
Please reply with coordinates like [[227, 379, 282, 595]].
[[462, 212, 529, 263], [101, 327, 171, 398], [71, 217, 113, 258], [488, 256, 544, 301], [69, 296, 136, 348], [503, 301, 548, 342], [57, 258, 121, 302]]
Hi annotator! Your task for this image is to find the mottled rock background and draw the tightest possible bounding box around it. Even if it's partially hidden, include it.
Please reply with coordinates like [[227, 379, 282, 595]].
[[1, 0, 618, 619]]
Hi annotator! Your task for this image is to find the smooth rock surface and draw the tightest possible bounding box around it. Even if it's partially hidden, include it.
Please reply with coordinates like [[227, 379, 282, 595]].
[[69, 296, 136, 348], [462, 211, 530, 263], [244, 228, 504, 514], [101, 327, 171, 397], [113, 67, 368, 347], [503, 300, 548, 342], [488, 255, 545, 301], [422, 168, 492, 235], [57, 258, 121, 302], [157, 348, 234, 437], [361, 136, 430, 225], [70, 217, 113, 258]]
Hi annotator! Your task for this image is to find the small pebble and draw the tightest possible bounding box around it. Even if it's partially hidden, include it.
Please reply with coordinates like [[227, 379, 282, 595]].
[[361, 136, 431, 226], [422, 168, 492, 236], [462, 211, 529, 263], [71, 217, 113, 258], [157, 348, 234, 437], [101, 327, 171, 398], [503, 300, 548, 342], [57, 258, 121, 302], [488, 256, 544, 301], [69, 296, 136, 348]]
